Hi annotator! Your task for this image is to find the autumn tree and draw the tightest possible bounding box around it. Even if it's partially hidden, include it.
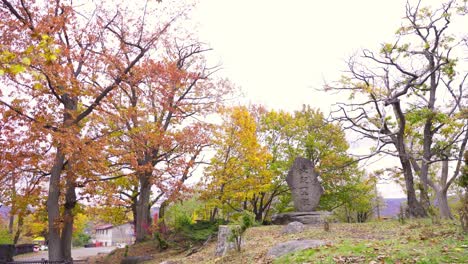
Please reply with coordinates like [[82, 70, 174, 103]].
[[0, 104, 49, 244], [326, 0, 467, 218], [0, 0, 189, 260], [201, 106, 272, 222], [94, 40, 230, 241], [202, 105, 373, 222], [259, 106, 374, 215]]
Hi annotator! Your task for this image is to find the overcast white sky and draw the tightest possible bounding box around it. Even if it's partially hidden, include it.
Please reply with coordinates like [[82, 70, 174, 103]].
[[193, 0, 414, 111], [188, 0, 461, 198]]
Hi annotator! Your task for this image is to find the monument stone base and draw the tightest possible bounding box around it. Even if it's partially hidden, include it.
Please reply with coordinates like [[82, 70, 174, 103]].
[[272, 211, 332, 225]]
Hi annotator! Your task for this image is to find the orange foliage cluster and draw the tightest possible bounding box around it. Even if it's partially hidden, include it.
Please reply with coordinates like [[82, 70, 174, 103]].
[[0, 0, 231, 254]]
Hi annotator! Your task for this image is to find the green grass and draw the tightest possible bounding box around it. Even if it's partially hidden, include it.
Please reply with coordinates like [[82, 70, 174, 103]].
[[275, 220, 468, 264], [104, 219, 467, 264]]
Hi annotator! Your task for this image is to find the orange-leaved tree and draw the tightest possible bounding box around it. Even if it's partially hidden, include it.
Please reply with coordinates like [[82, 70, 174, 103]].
[[0, 111, 49, 244], [95, 41, 231, 241], [0, 0, 187, 260]]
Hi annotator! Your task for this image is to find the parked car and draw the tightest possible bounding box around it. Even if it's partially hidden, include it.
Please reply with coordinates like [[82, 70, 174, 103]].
[[116, 243, 127, 248], [40, 245, 48, 251], [33, 245, 40, 252]]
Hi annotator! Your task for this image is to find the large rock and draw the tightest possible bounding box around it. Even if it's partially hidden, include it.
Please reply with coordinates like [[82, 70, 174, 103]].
[[159, 261, 179, 264], [120, 256, 153, 264], [215, 225, 241, 256], [267, 239, 326, 258], [281, 221, 305, 234], [272, 211, 332, 225], [287, 157, 323, 212]]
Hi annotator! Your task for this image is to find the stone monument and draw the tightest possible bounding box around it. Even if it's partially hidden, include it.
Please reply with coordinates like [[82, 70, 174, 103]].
[[272, 157, 331, 224]]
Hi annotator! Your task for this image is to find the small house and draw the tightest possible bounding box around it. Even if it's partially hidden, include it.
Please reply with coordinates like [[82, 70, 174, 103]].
[[93, 223, 134, 246]]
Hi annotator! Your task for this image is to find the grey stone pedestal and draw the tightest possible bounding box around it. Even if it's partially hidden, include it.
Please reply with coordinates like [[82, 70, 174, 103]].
[[272, 211, 331, 225]]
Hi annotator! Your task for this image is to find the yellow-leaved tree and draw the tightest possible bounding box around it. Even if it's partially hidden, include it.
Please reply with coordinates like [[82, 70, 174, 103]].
[[201, 106, 272, 221]]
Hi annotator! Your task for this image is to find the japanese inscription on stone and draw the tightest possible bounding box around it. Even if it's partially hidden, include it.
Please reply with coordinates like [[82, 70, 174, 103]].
[[286, 157, 324, 212]]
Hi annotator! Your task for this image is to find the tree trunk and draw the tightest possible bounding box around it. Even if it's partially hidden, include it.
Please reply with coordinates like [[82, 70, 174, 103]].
[[147, 203, 153, 227], [13, 213, 23, 244], [132, 199, 137, 231], [391, 100, 427, 217], [210, 207, 218, 222], [9, 176, 15, 235], [254, 210, 262, 222], [436, 159, 453, 219], [357, 211, 368, 223], [419, 55, 437, 212], [158, 200, 168, 234], [48, 95, 77, 260], [61, 179, 77, 261], [399, 148, 427, 217], [435, 188, 452, 219], [461, 191, 468, 233], [406, 179, 427, 217], [8, 214, 14, 235], [47, 149, 65, 261], [374, 184, 381, 220], [135, 173, 151, 242]]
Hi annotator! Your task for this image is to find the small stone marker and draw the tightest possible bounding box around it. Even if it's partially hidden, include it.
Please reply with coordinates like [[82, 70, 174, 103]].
[[281, 221, 305, 234], [215, 225, 241, 256], [267, 239, 326, 258], [286, 157, 323, 212]]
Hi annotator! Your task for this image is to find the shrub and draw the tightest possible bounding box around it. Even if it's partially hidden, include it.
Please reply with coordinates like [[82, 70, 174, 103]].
[[72, 232, 91, 247], [0, 228, 13, 244], [228, 211, 257, 252]]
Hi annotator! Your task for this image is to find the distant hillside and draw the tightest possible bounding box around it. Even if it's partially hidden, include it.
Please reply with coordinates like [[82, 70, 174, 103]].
[[379, 198, 405, 218], [0, 206, 10, 222]]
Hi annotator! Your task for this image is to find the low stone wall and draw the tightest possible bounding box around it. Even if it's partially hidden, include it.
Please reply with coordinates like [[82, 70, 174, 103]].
[[0, 244, 15, 262]]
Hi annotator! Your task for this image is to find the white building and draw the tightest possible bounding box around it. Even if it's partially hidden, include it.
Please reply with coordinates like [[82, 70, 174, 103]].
[[94, 223, 135, 246]]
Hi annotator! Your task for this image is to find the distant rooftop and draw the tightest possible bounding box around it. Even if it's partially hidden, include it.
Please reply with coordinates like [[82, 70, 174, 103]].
[[95, 224, 113, 230]]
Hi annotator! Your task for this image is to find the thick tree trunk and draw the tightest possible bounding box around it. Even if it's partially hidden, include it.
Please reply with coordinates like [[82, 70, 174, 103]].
[[254, 210, 262, 222], [404, 170, 427, 217], [61, 179, 77, 261], [391, 101, 427, 218], [13, 213, 23, 244], [436, 159, 453, 219], [398, 145, 427, 217], [47, 95, 77, 260], [47, 149, 65, 261], [435, 189, 452, 219], [136, 174, 151, 242], [419, 56, 437, 212]]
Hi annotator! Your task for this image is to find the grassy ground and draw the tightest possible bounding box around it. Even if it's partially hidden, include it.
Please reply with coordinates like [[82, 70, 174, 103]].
[[94, 219, 467, 264], [276, 220, 467, 264]]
